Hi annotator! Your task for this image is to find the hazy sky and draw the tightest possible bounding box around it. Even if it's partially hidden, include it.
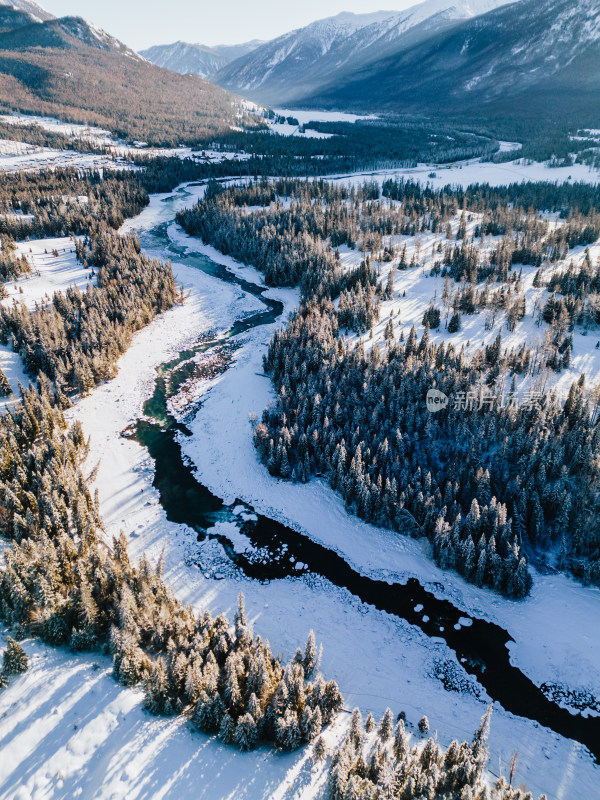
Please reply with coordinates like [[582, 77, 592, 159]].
[[41, 0, 416, 51]]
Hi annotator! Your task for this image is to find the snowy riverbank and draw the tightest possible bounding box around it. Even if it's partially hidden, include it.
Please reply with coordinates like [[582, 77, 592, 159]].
[[0, 181, 598, 799]]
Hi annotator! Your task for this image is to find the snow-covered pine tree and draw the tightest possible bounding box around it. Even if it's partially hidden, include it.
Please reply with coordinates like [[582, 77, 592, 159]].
[[313, 735, 327, 761], [219, 712, 236, 744], [377, 708, 393, 741], [234, 712, 258, 751], [0, 368, 11, 398], [2, 637, 28, 675]]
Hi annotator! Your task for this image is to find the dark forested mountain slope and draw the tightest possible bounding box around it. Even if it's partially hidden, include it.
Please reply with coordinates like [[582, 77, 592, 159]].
[[0, 10, 263, 145], [303, 0, 600, 126], [213, 1, 515, 106]]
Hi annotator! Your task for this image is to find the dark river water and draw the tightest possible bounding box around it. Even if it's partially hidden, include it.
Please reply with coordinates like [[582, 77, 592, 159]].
[[128, 186, 600, 762]]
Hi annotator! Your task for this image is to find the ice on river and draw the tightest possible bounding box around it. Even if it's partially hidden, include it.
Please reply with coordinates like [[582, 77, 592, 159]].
[[1, 180, 598, 799]]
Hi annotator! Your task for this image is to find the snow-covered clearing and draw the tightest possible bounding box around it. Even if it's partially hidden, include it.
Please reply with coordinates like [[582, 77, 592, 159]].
[[0, 181, 598, 798], [0, 343, 28, 411], [1, 237, 92, 312], [0, 144, 133, 173], [0, 113, 252, 172], [0, 144, 251, 173], [268, 121, 335, 139], [0, 237, 93, 407], [0, 113, 115, 147], [497, 141, 522, 153], [272, 109, 378, 125], [266, 108, 380, 139], [323, 156, 600, 189], [0, 138, 39, 157]]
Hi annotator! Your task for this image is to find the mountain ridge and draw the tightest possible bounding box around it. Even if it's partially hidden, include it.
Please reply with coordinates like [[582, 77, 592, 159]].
[[0, 0, 53, 23], [140, 39, 264, 78], [0, 7, 264, 146], [300, 0, 600, 125], [212, 0, 516, 105]]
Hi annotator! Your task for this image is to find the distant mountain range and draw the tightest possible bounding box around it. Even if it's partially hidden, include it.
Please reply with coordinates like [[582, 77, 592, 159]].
[[301, 0, 600, 123], [160, 0, 597, 130], [0, 0, 597, 151], [209, 1, 516, 106], [0, 1, 261, 146], [140, 40, 264, 79]]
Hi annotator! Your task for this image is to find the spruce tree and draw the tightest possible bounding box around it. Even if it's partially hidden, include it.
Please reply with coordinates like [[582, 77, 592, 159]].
[[448, 311, 461, 333], [313, 735, 327, 761], [2, 637, 28, 676], [219, 712, 236, 744], [393, 719, 408, 762], [0, 368, 11, 398], [234, 713, 258, 751], [378, 708, 393, 741], [349, 707, 363, 750]]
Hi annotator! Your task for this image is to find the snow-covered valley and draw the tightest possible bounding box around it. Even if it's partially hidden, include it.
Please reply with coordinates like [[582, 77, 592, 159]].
[[1, 0, 600, 792], [1, 175, 599, 799]]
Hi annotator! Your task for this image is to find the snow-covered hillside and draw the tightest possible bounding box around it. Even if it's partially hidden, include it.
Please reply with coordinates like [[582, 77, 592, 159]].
[[305, 0, 600, 117], [0, 174, 599, 798], [0, 0, 53, 23], [213, 0, 516, 105]]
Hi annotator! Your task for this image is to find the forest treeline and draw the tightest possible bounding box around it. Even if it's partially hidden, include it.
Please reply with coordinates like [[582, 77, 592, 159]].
[[0, 228, 178, 397], [178, 177, 600, 594], [0, 382, 545, 789], [0, 161, 568, 791], [0, 384, 342, 750], [324, 706, 545, 800], [0, 168, 148, 239], [213, 118, 498, 172]]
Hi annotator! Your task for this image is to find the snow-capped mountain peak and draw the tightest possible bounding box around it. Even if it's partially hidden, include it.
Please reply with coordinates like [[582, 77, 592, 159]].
[[213, 0, 518, 104], [140, 39, 265, 79], [0, 0, 54, 23], [55, 16, 145, 61], [321, 10, 399, 30], [301, 0, 600, 121]]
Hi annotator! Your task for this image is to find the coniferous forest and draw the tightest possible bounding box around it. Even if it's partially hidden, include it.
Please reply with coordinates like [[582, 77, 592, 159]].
[[324, 706, 545, 800], [0, 228, 178, 396], [0, 0, 599, 793], [0, 154, 593, 798], [178, 177, 600, 595], [0, 384, 341, 751], [0, 168, 343, 753]]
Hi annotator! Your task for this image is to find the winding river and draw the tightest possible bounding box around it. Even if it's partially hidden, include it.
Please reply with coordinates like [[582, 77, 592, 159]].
[[128, 183, 600, 762]]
